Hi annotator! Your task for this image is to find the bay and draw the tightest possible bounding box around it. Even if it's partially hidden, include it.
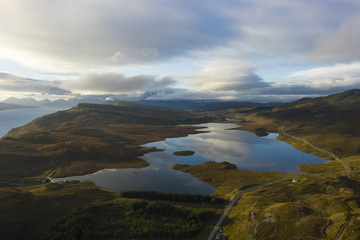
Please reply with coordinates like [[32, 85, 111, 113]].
[[0, 107, 68, 137]]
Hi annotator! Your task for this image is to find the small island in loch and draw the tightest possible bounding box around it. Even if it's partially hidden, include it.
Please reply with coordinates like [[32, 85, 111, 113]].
[[173, 150, 195, 156]]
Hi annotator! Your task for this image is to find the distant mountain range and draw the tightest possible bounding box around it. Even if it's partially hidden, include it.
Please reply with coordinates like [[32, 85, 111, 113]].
[[0, 97, 114, 110], [137, 100, 279, 111]]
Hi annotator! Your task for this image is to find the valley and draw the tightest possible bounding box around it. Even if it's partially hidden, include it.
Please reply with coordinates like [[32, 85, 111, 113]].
[[2, 1, 359, 239], [0, 89, 359, 239], [0, 102, 214, 186]]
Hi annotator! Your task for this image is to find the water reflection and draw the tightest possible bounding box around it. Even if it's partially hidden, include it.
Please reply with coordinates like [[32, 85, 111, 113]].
[[54, 153, 216, 194], [54, 123, 326, 194], [144, 123, 326, 174]]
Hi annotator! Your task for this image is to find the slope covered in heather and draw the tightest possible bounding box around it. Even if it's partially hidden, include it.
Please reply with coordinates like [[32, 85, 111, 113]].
[[233, 89, 360, 157], [0, 102, 214, 184]]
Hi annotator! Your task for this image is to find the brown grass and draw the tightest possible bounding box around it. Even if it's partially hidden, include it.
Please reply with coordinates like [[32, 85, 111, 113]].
[[172, 161, 293, 198], [0, 103, 215, 183], [173, 150, 195, 156]]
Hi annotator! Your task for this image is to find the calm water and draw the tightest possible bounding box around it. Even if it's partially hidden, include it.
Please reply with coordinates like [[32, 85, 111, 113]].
[[54, 123, 326, 194], [0, 107, 67, 137]]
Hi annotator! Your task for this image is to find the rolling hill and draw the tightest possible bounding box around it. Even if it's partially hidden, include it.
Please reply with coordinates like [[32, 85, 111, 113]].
[[0, 102, 214, 184], [1, 90, 360, 239], [233, 89, 360, 157], [201, 89, 360, 239], [138, 99, 278, 112]]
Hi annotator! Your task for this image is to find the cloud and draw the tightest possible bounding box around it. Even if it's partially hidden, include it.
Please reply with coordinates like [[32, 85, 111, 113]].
[[1, 0, 360, 101], [0, 0, 235, 73], [287, 62, 360, 79], [185, 58, 360, 100], [0, 72, 71, 95], [141, 88, 239, 101], [190, 57, 270, 93], [62, 71, 176, 94], [308, 14, 360, 62], [107, 51, 127, 63], [267, 62, 360, 96], [6, 0, 350, 72], [215, 0, 360, 57], [204, 73, 269, 92], [141, 48, 160, 58]]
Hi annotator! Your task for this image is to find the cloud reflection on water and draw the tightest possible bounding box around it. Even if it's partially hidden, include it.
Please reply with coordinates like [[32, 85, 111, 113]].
[[54, 123, 326, 193]]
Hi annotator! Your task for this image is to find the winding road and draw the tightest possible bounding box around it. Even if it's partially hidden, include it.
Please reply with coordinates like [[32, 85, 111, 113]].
[[208, 125, 352, 239], [207, 176, 295, 240], [330, 199, 360, 240], [280, 127, 351, 172], [280, 127, 353, 239]]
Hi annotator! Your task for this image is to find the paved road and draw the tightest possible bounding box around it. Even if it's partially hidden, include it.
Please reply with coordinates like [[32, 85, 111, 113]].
[[331, 199, 360, 240], [280, 127, 351, 172], [207, 176, 294, 240], [280, 127, 356, 239]]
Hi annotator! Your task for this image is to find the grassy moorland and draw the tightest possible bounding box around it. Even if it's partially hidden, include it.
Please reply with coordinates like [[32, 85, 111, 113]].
[[173, 148, 360, 239], [230, 91, 360, 174], [218, 172, 360, 239], [231, 89, 360, 158], [0, 101, 224, 240], [201, 89, 360, 239], [173, 162, 294, 198], [170, 90, 360, 239], [0, 102, 215, 185], [1, 90, 360, 239]]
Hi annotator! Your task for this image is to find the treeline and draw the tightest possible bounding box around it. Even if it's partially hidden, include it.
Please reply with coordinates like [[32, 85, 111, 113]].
[[41, 201, 213, 239], [120, 190, 226, 204]]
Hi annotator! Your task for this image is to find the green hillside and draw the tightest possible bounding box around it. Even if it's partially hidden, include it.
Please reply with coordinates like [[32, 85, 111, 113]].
[[5, 102, 211, 137], [262, 89, 360, 123], [212, 89, 360, 239], [1, 90, 360, 239], [0, 102, 214, 184], [232, 89, 360, 157]]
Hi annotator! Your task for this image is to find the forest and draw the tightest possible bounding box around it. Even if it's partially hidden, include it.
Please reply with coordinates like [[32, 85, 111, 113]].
[[41, 201, 213, 240], [120, 190, 226, 204]]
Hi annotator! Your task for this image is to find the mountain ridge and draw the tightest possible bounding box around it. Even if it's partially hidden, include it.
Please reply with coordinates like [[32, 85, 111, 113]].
[[234, 89, 360, 157], [0, 101, 215, 182], [138, 99, 279, 111]]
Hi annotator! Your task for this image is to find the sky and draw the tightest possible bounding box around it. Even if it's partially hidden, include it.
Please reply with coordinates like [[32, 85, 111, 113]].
[[1, 0, 360, 102]]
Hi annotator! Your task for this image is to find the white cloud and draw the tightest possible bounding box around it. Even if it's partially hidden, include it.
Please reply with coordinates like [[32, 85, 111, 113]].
[[61, 71, 176, 94], [272, 62, 360, 94], [0, 0, 235, 73], [216, 0, 359, 57], [189, 55, 270, 93], [0, 72, 70, 95], [287, 62, 360, 78], [1, 0, 360, 100], [107, 51, 127, 63], [141, 48, 160, 58], [309, 14, 360, 62]]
